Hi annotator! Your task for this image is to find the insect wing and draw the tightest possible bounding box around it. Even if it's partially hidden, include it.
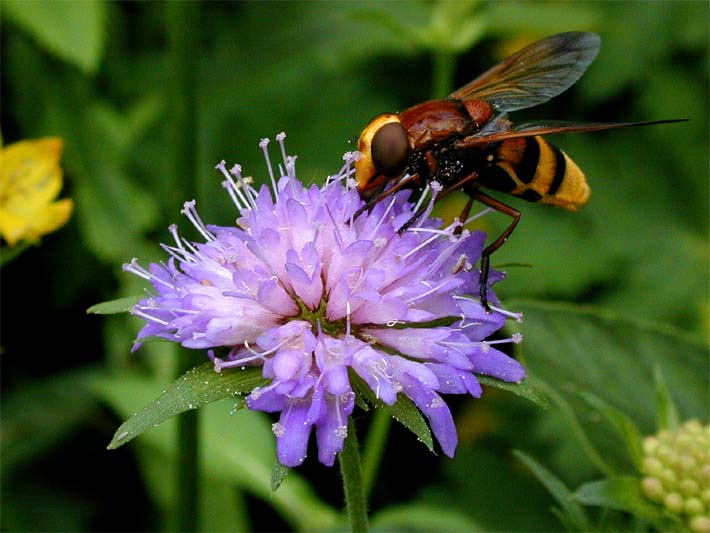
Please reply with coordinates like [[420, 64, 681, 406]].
[[449, 32, 600, 113], [454, 119, 687, 146]]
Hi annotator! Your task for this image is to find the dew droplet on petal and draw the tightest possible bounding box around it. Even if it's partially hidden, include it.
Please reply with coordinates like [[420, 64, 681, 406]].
[[429, 396, 445, 408], [272, 422, 285, 437], [335, 425, 348, 439]]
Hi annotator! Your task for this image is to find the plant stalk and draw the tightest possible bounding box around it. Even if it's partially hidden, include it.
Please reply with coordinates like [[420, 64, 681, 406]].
[[339, 418, 369, 532], [167, 2, 200, 530], [361, 408, 391, 501]]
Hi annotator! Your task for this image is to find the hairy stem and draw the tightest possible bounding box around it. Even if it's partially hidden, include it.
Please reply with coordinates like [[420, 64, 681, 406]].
[[339, 418, 369, 532]]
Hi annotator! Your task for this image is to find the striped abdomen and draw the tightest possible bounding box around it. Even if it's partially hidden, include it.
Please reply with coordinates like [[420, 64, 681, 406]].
[[478, 136, 591, 210]]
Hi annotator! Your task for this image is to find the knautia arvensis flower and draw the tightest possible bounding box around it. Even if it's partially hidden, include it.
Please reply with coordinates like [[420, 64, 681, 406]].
[[641, 419, 710, 532], [124, 133, 525, 467]]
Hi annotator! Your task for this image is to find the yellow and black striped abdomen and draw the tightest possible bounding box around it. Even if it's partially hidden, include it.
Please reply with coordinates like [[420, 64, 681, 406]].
[[478, 136, 591, 210]]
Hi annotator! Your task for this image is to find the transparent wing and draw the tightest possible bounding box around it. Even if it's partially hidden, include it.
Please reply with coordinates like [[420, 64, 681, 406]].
[[449, 32, 601, 112], [455, 119, 687, 146]]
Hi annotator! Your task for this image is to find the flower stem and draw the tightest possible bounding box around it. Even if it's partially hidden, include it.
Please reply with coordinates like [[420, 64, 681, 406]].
[[361, 408, 391, 501], [167, 2, 200, 530], [176, 375, 199, 532], [339, 418, 369, 532]]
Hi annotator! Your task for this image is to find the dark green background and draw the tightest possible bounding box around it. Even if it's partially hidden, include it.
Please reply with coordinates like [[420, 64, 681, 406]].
[[1, 1, 707, 531]]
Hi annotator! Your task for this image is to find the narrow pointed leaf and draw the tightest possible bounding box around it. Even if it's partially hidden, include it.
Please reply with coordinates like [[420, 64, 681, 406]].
[[350, 370, 433, 452], [87, 295, 141, 314], [477, 375, 549, 408], [653, 366, 680, 431], [107, 363, 267, 449], [383, 393, 434, 452], [579, 391, 644, 470], [271, 461, 291, 493], [538, 380, 616, 478], [514, 450, 591, 532]]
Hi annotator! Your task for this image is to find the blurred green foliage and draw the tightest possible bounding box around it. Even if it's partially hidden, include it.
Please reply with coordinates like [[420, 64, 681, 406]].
[[1, 1, 707, 531]]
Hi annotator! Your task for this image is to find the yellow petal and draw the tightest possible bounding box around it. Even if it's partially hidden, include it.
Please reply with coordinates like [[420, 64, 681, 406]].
[[1, 138, 64, 208], [0, 208, 31, 246], [29, 198, 74, 239], [0, 137, 72, 245]]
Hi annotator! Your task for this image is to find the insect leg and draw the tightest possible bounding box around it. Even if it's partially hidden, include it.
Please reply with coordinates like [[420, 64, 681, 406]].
[[454, 197, 474, 236], [353, 173, 420, 219], [398, 173, 479, 234], [466, 188, 521, 310]]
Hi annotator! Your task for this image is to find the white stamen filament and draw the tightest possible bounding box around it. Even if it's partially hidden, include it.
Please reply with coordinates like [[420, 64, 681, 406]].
[[222, 179, 247, 211], [345, 300, 352, 337], [419, 233, 470, 279], [131, 307, 170, 325], [402, 228, 446, 260], [406, 276, 454, 304], [487, 303, 524, 322], [216, 161, 249, 210], [411, 183, 431, 216], [260, 138, 279, 196], [230, 164, 258, 210], [123, 259, 176, 290], [464, 207, 495, 225], [441, 335, 523, 349], [323, 203, 345, 250], [181, 200, 215, 242], [160, 243, 194, 264], [369, 195, 398, 240]]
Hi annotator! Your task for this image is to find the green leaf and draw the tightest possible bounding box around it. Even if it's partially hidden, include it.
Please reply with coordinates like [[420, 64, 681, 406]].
[[419, 446, 563, 531], [536, 380, 616, 478], [574, 477, 672, 527], [514, 450, 591, 532], [653, 366, 680, 432], [271, 461, 290, 493], [3, 0, 106, 74], [485, 2, 600, 35], [1, 366, 102, 474], [477, 374, 550, 408], [106, 363, 268, 449], [91, 372, 338, 531], [350, 371, 434, 453], [579, 391, 644, 471], [385, 394, 434, 452], [87, 295, 141, 315], [511, 299, 708, 473], [371, 503, 485, 532]]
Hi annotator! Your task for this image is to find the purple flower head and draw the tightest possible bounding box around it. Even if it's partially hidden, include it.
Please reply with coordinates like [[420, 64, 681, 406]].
[[124, 133, 525, 467]]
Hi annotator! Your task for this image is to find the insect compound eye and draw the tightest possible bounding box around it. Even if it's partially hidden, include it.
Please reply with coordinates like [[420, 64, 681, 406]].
[[370, 121, 409, 177]]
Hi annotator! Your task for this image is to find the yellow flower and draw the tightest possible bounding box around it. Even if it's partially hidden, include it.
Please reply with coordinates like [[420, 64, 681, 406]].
[[0, 137, 73, 246]]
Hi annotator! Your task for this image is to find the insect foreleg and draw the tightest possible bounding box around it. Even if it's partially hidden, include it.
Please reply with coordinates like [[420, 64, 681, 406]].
[[398, 172, 479, 234], [353, 174, 420, 219], [465, 188, 521, 311]]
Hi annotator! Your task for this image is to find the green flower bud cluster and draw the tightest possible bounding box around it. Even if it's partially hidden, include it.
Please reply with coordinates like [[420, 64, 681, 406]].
[[640, 420, 709, 532]]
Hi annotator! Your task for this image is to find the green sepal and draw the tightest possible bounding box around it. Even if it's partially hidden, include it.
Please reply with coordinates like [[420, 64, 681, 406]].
[[107, 363, 268, 449], [477, 374, 549, 408], [349, 370, 434, 452], [87, 295, 141, 314], [270, 461, 290, 493], [514, 449, 592, 532]]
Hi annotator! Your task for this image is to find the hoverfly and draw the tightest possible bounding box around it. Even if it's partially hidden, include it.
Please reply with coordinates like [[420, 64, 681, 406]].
[[354, 31, 684, 310]]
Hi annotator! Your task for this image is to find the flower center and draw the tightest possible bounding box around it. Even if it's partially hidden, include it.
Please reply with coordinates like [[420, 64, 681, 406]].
[[294, 296, 346, 338]]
